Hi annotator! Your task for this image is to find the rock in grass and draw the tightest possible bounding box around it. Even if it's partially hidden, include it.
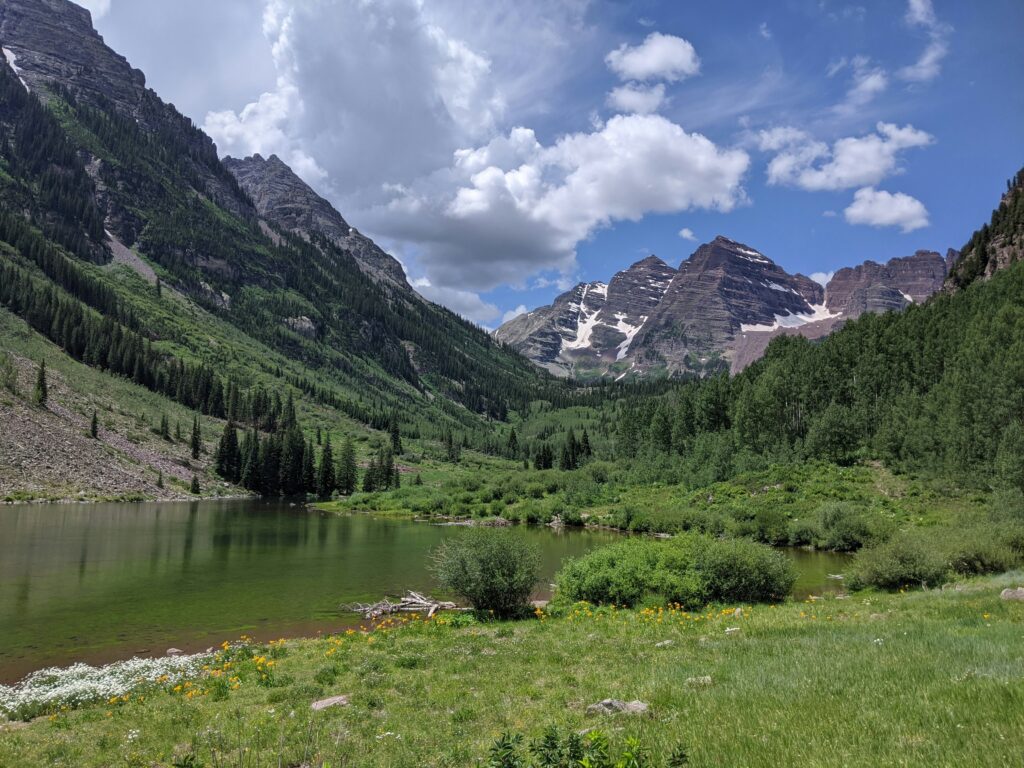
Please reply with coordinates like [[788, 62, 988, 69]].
[[586, 699, 649, 715], [165, 648, 183, 657], [686, 675, 713, 687], [655, 640, 673, 648], [1000, 587, 1024, 601], [311, 695, 350, 711]]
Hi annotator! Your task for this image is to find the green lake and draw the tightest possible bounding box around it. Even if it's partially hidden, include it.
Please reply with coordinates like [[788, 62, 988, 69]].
[[0, 500, 849, 683]]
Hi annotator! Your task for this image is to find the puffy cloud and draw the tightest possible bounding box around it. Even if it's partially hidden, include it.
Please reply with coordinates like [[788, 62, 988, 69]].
[[606, 82, 665, 114], [501, 305, 529, 324], [761, 122, 933, 191], [810, 271, 835, 286], [204, 0, 506, 197], [370, 114, 749, 293], [411, 277, 501, 325], [78, 0, 112, 19], [678, 227, 697, 241], [758, 22, 772, 40], [844, 187, 929, 232], [898, 0, 951, 82], [605, 33, 700, 82]]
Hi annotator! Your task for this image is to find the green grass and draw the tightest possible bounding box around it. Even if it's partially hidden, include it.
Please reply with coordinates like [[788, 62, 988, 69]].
[[2, 573, 1022, 767]]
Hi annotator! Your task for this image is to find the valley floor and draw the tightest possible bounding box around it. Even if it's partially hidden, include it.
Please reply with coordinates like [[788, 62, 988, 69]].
[[2, 572, 1022, 767]]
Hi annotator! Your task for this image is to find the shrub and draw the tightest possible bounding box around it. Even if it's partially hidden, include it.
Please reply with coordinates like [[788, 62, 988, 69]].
[[431, 528, 540, 618], [816, 502, 879, 552], [695, 537, 797, 603], [556, 534, 795, 608], [848, 531, 949, 590]]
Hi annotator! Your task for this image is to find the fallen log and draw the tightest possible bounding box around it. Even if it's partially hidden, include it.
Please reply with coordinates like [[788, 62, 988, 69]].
[[347, 591, 459, 620]]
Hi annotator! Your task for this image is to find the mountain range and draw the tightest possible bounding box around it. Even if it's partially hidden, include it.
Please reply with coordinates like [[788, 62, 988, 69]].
[[495, 236, 956, 378]]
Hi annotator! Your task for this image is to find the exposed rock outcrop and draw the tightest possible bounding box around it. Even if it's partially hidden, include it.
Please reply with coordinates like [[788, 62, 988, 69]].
[[223, 154, 409, 288]]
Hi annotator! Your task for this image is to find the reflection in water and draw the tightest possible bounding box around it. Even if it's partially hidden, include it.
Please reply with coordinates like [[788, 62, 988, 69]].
[[0, 500, 619, 681], [0, 500, 849, 682]]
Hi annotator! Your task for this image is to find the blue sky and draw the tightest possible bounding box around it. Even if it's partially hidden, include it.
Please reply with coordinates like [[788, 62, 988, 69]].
[[84, 0, 1024, 326]]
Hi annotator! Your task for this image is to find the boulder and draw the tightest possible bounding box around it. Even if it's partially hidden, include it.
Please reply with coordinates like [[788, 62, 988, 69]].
[[1000, 587, 1024, 601], [586, 699, 649, 716], [166, 647, 184, 657], [311, 695, 350, 711]]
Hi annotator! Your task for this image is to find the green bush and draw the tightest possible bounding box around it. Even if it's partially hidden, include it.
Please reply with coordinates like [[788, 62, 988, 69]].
[[431, 528, 540, 618], [849, 531, 949, 589], [555, 534, 794, 608], [694, 537, 797, 603]]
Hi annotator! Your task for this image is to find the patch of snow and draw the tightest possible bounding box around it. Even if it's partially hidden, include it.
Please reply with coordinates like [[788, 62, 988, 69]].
[[764, 280, 800, 295], [2, 47, 29, 92], [734, 245, 770, 263], [615, 363, 637, 382], [900, 291, 915, 304], [589, 282, 608, 297], [612, 313, 647, 361], [562, 284, 603, 351], [740, 302, 839, 333]]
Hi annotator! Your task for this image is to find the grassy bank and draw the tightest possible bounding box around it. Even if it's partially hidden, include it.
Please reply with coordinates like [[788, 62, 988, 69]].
[[2, 573, 1022, 767]]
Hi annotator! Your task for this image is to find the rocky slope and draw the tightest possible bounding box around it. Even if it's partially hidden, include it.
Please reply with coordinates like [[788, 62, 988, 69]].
[[498, 237, 955, 378], [223, 154, 409, 288]]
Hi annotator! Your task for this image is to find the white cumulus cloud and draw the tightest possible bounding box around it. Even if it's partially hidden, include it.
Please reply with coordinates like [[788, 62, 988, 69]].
[[605, 33, 700, 82], [898, 0, 951, 83], [606, 82, 665, 114], [501, 305, 529, 324], [678, 227, 697, 241], [844, 187, 929, 232], [761, 122, 933, 191]]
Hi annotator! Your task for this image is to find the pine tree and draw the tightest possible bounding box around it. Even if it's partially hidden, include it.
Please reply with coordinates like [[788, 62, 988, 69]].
[[34, 359, 47, 406], [302, 438, 316, 494], [159, 413, 170, 440], [191, 415, 201, 459], [316, 426, 322, 445], [390, 417, 403, 454], [507, 428, 519, 458], [174, 420, 182, 441], [414, 473, 423, 486], [90, 409, 98, 438], [240, 429, 260, 491], [363, 455, 378, 493], [580, 428, 592, 458], [317, 434, 336, 498], [215, 421, 241, 482], [190, 475, 200, 494], [156, 471, 163, 489], [155, 277, 162, 298], [339, 436, 357, 495]]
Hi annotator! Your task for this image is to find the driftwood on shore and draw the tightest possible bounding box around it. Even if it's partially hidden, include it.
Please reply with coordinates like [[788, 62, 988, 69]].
[[347, 591, 459, 620]]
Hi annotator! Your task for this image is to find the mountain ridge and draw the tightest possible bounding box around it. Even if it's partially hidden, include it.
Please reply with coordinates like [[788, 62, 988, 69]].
[[496, 236, 952, 378]]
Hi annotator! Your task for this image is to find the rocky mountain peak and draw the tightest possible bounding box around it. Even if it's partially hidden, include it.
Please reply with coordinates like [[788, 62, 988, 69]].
[[224, 154, 409, 289], [824, 250, 947, 316]]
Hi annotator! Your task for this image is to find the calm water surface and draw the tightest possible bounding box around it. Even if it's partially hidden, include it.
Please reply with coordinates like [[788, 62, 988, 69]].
[[0, 500, 848, 682]]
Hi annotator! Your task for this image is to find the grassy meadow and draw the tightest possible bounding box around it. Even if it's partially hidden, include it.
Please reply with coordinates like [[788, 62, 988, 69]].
[[1, 572, 1022, 767]]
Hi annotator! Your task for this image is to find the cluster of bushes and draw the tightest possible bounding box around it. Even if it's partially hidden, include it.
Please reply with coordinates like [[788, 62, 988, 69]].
[[555, 534, 795, 608], [486, 727, 689, 768], [850, 516, 1024, 590]]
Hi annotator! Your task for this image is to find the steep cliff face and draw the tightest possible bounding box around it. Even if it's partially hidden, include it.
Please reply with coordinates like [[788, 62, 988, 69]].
[[633, 237, 825, 375], [945, 167, 1024, 291], [493, 255, 676, 378], [223, 154, 409, 288], [824, 250, 947, 317]]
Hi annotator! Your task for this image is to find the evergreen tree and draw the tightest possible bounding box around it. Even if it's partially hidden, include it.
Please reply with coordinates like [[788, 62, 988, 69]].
[[338, 436, 357, 495], [240, 429, 260, 491], [156, 471, 163, 489], [317, 434, 336, 498], [90, 409, 98, 438], [190, 415, 201, 459], [414, 473, 423, 486], [507, 428, 519, 458], [159, 413, 170, 440], [34, 359, 47, 406], [215, 421, 241, 482], [363, 454, 378, 492], [580, 428, 592, 458], [302, 437, 316, 494], [390, 416, 403, 454], [155, 277, 162, 298], [174, 420, 182, 441], [190, 475, 200, 494], [316, 426, 322, 445]]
